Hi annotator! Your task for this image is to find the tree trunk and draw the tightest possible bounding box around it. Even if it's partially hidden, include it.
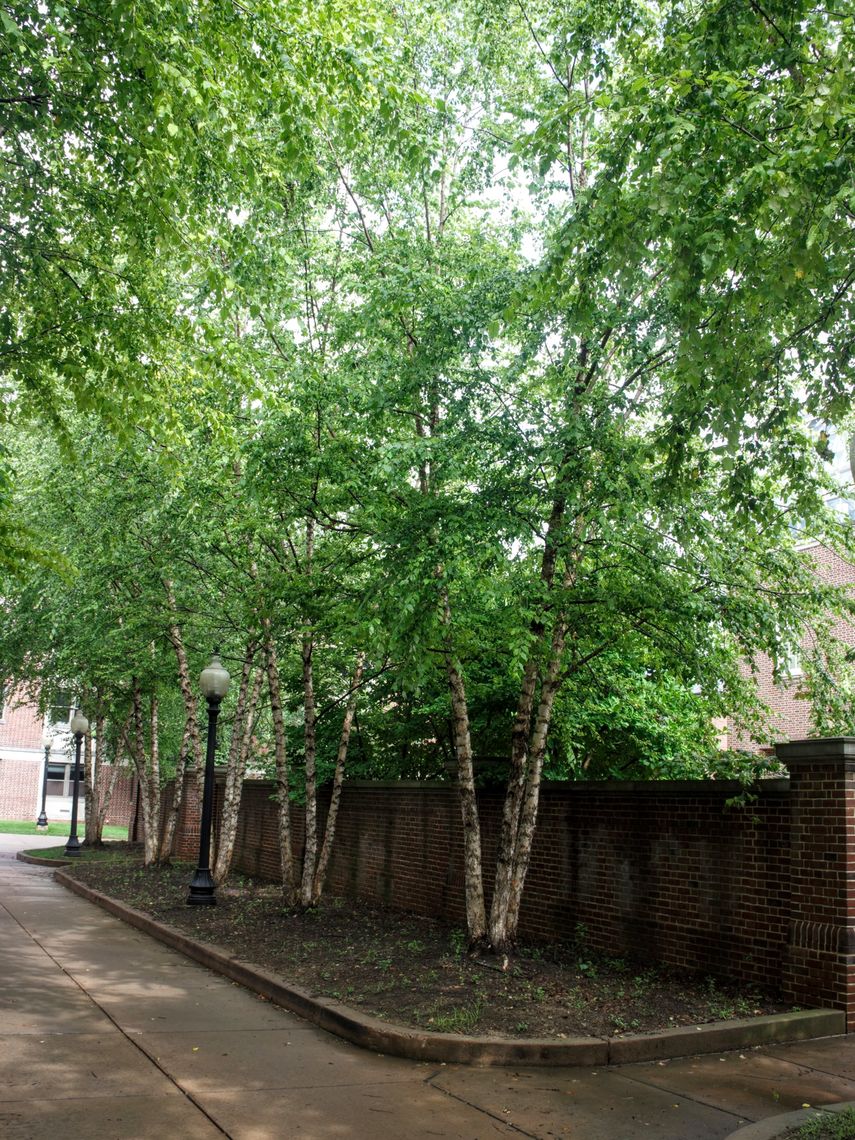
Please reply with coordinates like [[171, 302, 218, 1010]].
[[84, 709, 104, 846], [490, 655, 539, 948], [440, 584, 487, 946], [164, 580, 204, 796], [130, 679, 158, 866], [299, 631, 318, 907], [213, 641, 259, 884], [214, 641, 255, 870], [489, 527, 581, 953], [312, 651, 365, 904], [489, 613, 569, 952], [159, 720, 192, 863], [503, 649, 566, 939], [82, 726, 96, 845], [447, 655, 487, 947], [148, 690, 161, 863], [490, 492, 568, 950], [266, 634, 297, 906]]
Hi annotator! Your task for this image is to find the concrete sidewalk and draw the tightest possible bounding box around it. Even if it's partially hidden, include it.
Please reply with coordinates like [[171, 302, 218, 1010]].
[[2, 833, 855, 1140]]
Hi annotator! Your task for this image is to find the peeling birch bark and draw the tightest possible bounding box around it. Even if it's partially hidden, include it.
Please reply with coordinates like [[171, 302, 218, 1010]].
[[299, 632, 318, 908], [148, 691, 161, 863], [213, 643, 261, 884], [216, 641, 255, 868], [312, 651, 365, 905], [265, 635, 297, 906], [490, 537, 581, 952], [130, 679, 157, 866], [447, 655, 487, 947], [160, 721, 191, 863], [491, 654, 540, 943], [163, 580, 204, 796], [82, 728, 96, 845], [490, 496, 569, 952], [491, 615, 569, 951], [440, 584, 486, 945], [85, 709, 105, 846]]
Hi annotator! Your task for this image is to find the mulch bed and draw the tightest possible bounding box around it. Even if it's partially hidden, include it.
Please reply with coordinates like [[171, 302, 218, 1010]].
[[66, 856, 791, 1040]]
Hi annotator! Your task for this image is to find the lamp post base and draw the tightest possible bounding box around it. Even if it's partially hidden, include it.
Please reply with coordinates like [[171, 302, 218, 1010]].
[[36, 814, 48, 831], [64, 835, 82, 857], [187, 867, 217, 906]]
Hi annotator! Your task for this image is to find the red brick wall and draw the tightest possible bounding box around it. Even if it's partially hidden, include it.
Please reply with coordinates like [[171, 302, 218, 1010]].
[[0, 682, 141, 829], [0, 763, 136, 825], [779, 740, 855, 1027], [211, 779, 789, 989], [97, 768, 137, 828], [165, 739, 855, 1024], [0, 686, 43, 750], [553, 784, 792, 988], [0, 686, 46, 820], [0, 756, 39, 819]]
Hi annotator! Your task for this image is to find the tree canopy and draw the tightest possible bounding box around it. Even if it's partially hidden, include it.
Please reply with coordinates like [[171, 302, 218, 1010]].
[[2, 0, 854, 948]]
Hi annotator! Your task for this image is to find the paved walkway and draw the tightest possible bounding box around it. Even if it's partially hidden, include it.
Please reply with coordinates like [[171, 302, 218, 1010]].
[[2, 833, 855, 1140]]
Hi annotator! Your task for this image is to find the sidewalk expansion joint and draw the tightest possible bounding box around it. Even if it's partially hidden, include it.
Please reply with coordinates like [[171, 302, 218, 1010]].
[[610, 1068, 753, 1125], [1, 890, 234, 1139], [425, 1078, 540, 1138]]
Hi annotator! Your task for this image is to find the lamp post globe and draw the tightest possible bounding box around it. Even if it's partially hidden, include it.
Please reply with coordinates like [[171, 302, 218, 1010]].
[[188, 653, 230, 906], [37, 728, 53, 830], [70, 709, 89, 737], [200, 654, 231, 702], [65, 709, 89, 857]]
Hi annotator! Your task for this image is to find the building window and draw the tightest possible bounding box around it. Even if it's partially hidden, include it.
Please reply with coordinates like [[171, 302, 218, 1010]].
[[772, 641, 804, 682], [49, 689, 73, 729], [46, 762, 78, 797]]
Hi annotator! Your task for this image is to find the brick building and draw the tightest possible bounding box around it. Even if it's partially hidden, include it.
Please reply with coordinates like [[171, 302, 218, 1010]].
[[715, 425, 855, 750], [0, 684, 60, 821], [0, 685, 134, 826], [723, 543, 855, 752]]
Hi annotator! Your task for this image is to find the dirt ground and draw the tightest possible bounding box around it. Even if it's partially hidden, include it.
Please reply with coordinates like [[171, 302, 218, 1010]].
[[67, 857, 791, 1040]]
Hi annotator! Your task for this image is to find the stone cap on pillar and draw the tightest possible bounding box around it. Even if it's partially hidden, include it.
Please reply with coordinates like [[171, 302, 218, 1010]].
[[776, 737, 855, 770]]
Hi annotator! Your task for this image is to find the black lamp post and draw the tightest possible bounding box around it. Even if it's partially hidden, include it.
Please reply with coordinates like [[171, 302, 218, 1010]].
[[187, 652, 230, 906], [36, 728, 53, 830], [65, 709, 89, 857]]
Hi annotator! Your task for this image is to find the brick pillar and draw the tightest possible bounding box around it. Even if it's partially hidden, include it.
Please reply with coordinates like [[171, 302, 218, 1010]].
[[778, 738, 855, 1029]]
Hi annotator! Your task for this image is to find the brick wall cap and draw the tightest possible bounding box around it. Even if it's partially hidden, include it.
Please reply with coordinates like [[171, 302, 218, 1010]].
[[776, 738, 855, 765], [541, 777, 790, 795], [231, 776, 791, 795], [233, 778, 453, 792]]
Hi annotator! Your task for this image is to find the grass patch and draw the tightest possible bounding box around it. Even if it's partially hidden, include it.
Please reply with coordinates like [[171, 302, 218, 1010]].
[[786, 1108, 855, 1139], [428, 1000, 485, 1034], [0, 820, 128, 839]]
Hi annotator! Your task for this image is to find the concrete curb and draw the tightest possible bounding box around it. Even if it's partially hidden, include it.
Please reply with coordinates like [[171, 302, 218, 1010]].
[[607, 1009, 845, 1064], [728, 1100, 855, 1138], [17, 851, 73, 867], [56, 870, 845, 1069]]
